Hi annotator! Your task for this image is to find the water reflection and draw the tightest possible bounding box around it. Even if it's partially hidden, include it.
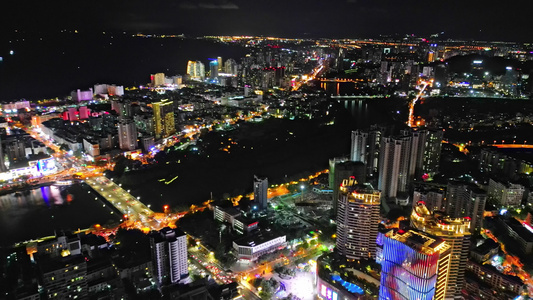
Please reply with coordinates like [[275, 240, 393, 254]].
[[0, 184, 119, 246], [0, 185, 67, 212]]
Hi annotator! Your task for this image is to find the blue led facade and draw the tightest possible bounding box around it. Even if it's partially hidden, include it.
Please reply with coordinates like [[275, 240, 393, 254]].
[[378, 230, 448, 300]]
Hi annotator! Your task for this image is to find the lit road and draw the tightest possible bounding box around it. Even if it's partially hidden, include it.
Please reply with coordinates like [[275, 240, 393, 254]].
[[408, 81, 429, 127], [85, 176, 180, 231], [292, 59, 325, 91]]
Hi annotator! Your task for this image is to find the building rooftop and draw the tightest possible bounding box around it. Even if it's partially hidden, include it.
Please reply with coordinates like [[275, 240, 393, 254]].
[[233, 228, 284, 247], [387, 229, 450, 255], [474, 238, 499, 253]]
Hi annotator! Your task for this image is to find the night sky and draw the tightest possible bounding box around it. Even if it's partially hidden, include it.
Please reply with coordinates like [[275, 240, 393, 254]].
[[4, 0, 533, 41]]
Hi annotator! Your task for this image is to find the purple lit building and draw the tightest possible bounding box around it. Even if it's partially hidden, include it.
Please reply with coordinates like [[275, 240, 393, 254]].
[[378, 229, 451, 300]]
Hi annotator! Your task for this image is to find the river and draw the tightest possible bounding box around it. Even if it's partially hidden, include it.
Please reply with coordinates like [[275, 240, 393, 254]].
[[0, 183, 120, 246]]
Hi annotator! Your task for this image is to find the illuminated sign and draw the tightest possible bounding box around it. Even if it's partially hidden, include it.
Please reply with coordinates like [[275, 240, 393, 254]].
[[472, 60, 483, 64]]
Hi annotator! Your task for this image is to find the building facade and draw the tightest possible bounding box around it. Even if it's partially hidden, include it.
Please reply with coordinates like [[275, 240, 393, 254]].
[[411, 201, 471, 299], [336, 178, 381, 260], [379, 229, 451, 300], [150, 227, 188, 286]]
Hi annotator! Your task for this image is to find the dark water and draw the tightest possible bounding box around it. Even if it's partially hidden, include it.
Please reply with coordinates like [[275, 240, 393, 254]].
[[0, 184, 120, 246], [0, 33, 249, 101]]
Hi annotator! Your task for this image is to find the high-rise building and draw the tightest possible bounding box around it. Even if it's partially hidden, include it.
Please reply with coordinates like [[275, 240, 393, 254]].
[[150, 227, 188, 286], [421, 129, 444, 177], [39, 255, 88, 299], [111, 100, 132, 119], [350, 130, 368, 163], [253, 175, 268, 210], [377, 128, 443, 200], [0, 136, 5, 172], [487, 178, 525, 207], [379, 229, 451, 300], [209, 60, 219, 79], [336, 178, 380, 260], [118, 120, 138, 151], [330, 161, 366, 215], [413, 185, 446, 212], [186, 61, 205, 81], [378, 136, 411, 199], [445, 182, 487, 233], [151, 73, 166, 87], [411, 201, 471, 300], [152, 99, 175, 140], [217, 56, 223, 72], [328, 157, 347, 190], [224, 58, 238, 75]]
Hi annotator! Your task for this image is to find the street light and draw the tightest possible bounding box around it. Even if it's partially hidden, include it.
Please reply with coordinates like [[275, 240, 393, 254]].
[[300, 185, 304, 202]]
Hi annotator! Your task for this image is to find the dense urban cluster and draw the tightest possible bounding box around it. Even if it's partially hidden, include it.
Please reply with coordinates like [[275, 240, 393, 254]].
[[1, 33, 533, 300]]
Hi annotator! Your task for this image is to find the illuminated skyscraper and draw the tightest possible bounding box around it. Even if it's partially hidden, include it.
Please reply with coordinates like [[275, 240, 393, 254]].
[[253, 175, 268, 210], [151, 72, 165, 86], [217, 56, 223, 72], [152, 99, 175, 140], [186, 61, 205, 81], [336, 178, 380, 260], [411, 201, 471, 299], [379, 229, 451, 300], [209, 60, 219, 79], [350, 126, 383, 177]]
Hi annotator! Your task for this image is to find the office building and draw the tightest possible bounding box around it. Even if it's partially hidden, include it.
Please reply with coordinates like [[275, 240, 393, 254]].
[[118, 120, 138, 151], [411, 201, 471, 299], [336, 178, 380, 260], [186, 61, 205, 81], [445, 182, 487, 233], [379, 229, 451, 300], [150, 227, 188, 286], [253, 175, 268, 210], [152, 99, 175, 140]]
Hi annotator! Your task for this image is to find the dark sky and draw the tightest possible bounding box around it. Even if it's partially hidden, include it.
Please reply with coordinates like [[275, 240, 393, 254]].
[[3, 0, 533, 41]]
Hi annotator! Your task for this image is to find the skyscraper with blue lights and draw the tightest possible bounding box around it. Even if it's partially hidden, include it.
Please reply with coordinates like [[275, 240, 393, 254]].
[[379, 229, 451, 300]]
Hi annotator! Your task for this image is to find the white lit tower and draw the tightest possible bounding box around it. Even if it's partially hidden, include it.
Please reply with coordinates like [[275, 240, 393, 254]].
[[336, 177, 381, 260], [150, 227, 188, 286], [187, 61, 205, 81], [411, 201, 471, 300]]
